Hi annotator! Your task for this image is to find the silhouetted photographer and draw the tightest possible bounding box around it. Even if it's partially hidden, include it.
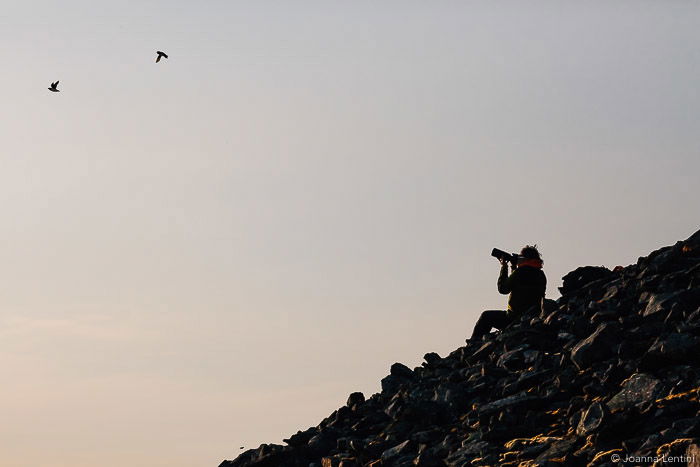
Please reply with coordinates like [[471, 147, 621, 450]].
[[470, 245, 547, 340]]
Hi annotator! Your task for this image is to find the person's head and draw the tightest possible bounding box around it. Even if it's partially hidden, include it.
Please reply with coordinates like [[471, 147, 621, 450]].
[[520, 245, 541, 260], [518, 245, 543, 267]]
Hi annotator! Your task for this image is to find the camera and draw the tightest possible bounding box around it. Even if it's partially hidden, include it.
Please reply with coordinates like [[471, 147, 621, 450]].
[[491, 248, 519, 265]]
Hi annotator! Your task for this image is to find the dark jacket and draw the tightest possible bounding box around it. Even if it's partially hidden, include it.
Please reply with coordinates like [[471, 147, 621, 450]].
[[498, 264, 547, 314]]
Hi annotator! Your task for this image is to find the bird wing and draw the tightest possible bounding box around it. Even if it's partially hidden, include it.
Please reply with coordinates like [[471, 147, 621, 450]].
[[55, 81, 59, 86], [156, 55, 161, 62]]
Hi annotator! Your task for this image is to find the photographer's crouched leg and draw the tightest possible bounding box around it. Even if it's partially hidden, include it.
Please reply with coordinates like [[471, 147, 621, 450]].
[[470, 310, 515, 341]]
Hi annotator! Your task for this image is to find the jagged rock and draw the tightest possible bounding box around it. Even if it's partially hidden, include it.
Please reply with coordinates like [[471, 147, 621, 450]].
[[534, 436, 579, 463], [576, 402, 607, 436], [390, 362, 415, 378], [444, 441, 489, 465], [283, 427, 317, 447], [308, 429, 341, 454], [218, 230, 700, 467], [423, 352, 441, 366], [477, 391, 537, 416], [384, 397, 405, 420], [606, 373, 664, 412], [643, 292, 675, 317], [381, 440, 414, 462], [569, 322, 619, 370], [381, 363, 416, 395], [380, 375, 404, 395], [346, 392, 365, 408], [468, 341, 496, 363], [496, 346, 529, 371], [559, 266, 612, 295], [432, 382, 469, 411], [641, 333, 700, 369]]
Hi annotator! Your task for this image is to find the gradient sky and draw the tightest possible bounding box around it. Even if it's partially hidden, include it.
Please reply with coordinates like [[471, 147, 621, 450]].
[[1, 2, 699, 466]]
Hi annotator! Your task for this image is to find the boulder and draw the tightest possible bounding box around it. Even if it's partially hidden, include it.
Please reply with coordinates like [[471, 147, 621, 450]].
[[346, 392, 365, 408], [606, 373, 664, 412], [423, 352, 441, 366], [559, 266, 612, 295], [570, 322, 619, 370], [576, 402, 607, 436]]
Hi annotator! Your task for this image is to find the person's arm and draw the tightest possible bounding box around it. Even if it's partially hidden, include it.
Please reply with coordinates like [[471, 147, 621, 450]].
[[497, 262, 512, 294]]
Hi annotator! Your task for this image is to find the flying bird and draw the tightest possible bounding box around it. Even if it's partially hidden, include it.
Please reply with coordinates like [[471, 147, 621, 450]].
[[156, 51, 168, 63], [48, 81, 60, 92]]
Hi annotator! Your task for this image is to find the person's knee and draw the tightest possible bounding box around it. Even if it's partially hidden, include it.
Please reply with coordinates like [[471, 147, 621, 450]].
[[480, 309, 501, 320], [471, 310, 507, 340]]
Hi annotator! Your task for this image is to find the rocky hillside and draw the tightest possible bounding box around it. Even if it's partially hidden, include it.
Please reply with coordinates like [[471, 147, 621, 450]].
[[219, 230, 700, 467]]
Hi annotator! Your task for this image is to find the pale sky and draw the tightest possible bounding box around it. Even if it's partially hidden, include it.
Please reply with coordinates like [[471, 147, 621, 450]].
[[1, 2, 699, 466]]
